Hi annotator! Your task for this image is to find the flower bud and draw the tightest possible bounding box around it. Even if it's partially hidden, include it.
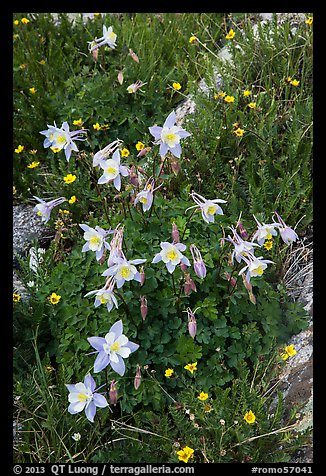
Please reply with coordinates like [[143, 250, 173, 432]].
[[140, 296, 148, 320], [180, 263, 188, 272], [140, 266, 145, 286], [134, 365, 142, 390], [238, 221, 249, 240], [117, 70, 124, 85], [187, 309, 197, 339], [224, 271, 236, 288], [129, 48, 139, 63], [92, 47, 99, 62], [190, 244, 206, 279], [99, 249, 106, 265], [137, 146, 151, 158], [171, 158, 181, 175], [172, 222, 180, 243], [109, 380, 118, 405], [129, 166, 138, 186], [184, 273, 196, 296]]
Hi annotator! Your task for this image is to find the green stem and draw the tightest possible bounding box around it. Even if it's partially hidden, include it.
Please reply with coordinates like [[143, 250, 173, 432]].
[[181, 208, 197, 241]]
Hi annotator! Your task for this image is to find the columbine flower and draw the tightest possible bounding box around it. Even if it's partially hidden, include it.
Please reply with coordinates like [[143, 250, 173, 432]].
[[134, 177, 163, 212], [184, 362, 197, 374], [92, 139, 123, 168], [238, 251, 274, 284], [33, 196, 66, 223], [98, 149, 129, 191], [14, 145, 24, 154], [79, 223, 112, 261], [13, 293, 21, 302], [102, 256, 146, 288], [189, 244, 206, 279], [127, 80, 146, 94], [252, 215, 279, 245], [225, 29, 235, 39], [63, 174, 77, 184], [152, 241, 190, 274], [197, 392, 208, 401], [88, 25, 117, 52], [66, 374, 109, 422], [84, 278, 118, 313], [149, 110, 191, 159], [185, 307, 197, 338], [281, 344, 297, 360], [177, 446, 194, 463], [226, 226, 260, 263], [40, 121, 87, 162], [224, 95, 235, 103], [165, 368, 174, 377], [273, 211, 299, 245], [27, 161, 40, 169], [186, 191, 227, 224], [48, 292, 61, 304], [244, 410, 256, 424], [87, 320, 139, 375], [172, 82, 181, 90]]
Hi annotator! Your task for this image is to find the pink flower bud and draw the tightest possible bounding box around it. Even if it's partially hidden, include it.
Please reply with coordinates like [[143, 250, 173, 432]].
[[117, 70, 124, 85], [172, 222, 180, 243], [109, 380, 118, 405], [238, 221, 249, 240], [92, 47, 99, 62], [137, 147, 151, 158], [140, 266, 145, 286], [99, 250, 106, 265], [224, 271, 237, 288], [186, 308, 197, 339], [184, 273, 197, 296], [129, 48, 139, 63], [129, 166, 138, 186], [171, 158, 181, 175], [190, 244, 206, 279], [140, 296, 148, 320], [134, 365, 142, 390], [180, 263, 188, 272]]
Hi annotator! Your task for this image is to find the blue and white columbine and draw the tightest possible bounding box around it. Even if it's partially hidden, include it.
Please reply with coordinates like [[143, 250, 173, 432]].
[[152, 241, 190, 273], [88, 25, 117, 52], [79, 224, 112, 261], [102, 256, 146, 288], [149, 110, 191, 158], [88, 320, 139, 375], [98, 149, 129, 191], [33, 196, 67, 223], [186, 192, 227, 224], [40, 121, 87, 162]]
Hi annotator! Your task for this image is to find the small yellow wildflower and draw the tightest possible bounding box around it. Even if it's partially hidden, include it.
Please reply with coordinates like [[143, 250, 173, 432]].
[[281, 344, 297, 361], [30, 149, 37, 155], [165, 368, 174, 377], [177, 446, 194, 463], [29, 87, 37, 94], [233, 122, 239, 128], [13, 20, 20, 25], [73, 118, 83, 126], [243, 90, 251, 97], [19, 63, 27, 70], [63, 174, 77, 184], [203, 403, 213, 413], [120, 148, 130, 157], [172, 82, 182, 91], [244, 410, 256, 424], [286, 76, 292, 83], [49, 292, 61, 305], [59, 209, 70, 215], [93, 123, 101, 131], [263, 240, 273, 251], [197, 392, 209, 401], [27, 161, 40, 169], [225, 29, 235, 40], [234, 128, 245, 137], [13, 293, 21, 303], [290, 79, 300, 87], [13, 186, 17, 195], [184, 362, 197, 374], [50, 147, 61, 153], [21, 18, 30, 24], [68, 195, 77, 204], [39, 59, 46, 65], [93, 13, 101, 16], [100, 123, 110, 130], [189, 35, 198, 43], [305, 16, 313, 25], [14, 145, 24, 154], [248, 102, 257, 109], [136, 141, 145, 151], [224, 95, 235, 103]]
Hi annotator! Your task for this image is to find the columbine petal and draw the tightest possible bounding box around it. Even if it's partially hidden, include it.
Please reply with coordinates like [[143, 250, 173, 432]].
[[94, 351, 110, 373], [125, 341, 139, 353], [85, 401, 96, 422], [109, 320, 123, 337], [87, 336, 107, 351], [93, 393, 109, 408], [110, 355, 126, 376], [84, 374, 96, 392], [163, 110, 177, 128]]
